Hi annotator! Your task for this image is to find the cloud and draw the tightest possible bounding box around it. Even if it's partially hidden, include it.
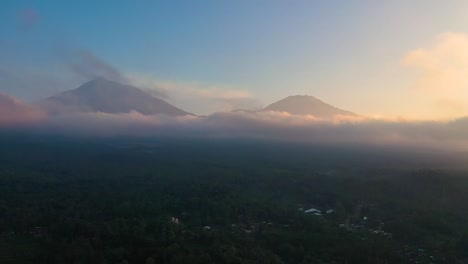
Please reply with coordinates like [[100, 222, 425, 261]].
[[42, 111, 197, 136], [0, 93, 46, 126], [404, 32, 468, 92], [403, 32, 468, 116], [195, 112, 468, 150], [127, 74, 262, 115], [6, 108, 465, 151]]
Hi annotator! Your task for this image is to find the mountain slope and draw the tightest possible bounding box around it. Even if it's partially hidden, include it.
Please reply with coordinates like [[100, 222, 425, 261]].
[[262, 95, 356, 118], [39, 78, 190, 116]]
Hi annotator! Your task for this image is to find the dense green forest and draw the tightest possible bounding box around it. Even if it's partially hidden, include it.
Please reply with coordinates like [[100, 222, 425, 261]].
[[1, 134, 468, 263]]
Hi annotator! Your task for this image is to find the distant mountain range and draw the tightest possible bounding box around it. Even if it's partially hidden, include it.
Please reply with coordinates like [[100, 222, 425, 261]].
[[1, 79, 357, 118], [38, 78, 190, 116]]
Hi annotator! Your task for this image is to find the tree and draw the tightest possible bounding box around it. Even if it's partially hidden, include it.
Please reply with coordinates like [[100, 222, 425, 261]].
[[145, 257, 156, 264]]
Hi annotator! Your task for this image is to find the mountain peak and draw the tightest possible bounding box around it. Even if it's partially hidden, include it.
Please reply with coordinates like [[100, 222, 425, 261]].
[[262, 95, 356, 118], [74, 78, 139, 94], [39, 79, 190, 116], [288, 95, 316, 98], [285, 95, 322, 102]]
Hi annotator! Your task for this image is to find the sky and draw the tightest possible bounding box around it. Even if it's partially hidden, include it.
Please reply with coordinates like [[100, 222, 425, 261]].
[[2, 1, 468, 118]]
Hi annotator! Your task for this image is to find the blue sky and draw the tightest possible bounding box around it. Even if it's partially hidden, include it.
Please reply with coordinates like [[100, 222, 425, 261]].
[[2, 1, 468, 117]]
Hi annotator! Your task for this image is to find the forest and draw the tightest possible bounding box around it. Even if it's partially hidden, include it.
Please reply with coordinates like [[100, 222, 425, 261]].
[[1, 133, 468, 263]]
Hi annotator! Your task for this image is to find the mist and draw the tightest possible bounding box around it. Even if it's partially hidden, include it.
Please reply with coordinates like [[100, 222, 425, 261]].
[[2, 94, 467, 152]]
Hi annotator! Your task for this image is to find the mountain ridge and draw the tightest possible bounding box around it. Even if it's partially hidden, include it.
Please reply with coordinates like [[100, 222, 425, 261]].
[[38, 78, 191, 116]]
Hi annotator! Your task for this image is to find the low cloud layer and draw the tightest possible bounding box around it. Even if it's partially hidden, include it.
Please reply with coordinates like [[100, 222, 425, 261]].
[[3, 94, 468, 152]]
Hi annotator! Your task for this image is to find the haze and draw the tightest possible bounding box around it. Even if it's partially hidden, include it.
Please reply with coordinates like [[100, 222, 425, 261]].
[[2, 1, 468, 118]]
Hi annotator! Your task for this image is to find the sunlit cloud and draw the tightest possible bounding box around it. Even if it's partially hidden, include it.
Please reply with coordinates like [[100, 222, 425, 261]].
[[403, 32, 468, 117]]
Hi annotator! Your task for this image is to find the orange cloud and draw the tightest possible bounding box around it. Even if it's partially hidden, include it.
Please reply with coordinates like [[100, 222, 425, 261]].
[[403, 32, 468, 117]]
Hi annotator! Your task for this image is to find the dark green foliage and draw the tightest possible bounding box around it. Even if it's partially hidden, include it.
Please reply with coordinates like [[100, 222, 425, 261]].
[[1, 135, 467, 263]]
